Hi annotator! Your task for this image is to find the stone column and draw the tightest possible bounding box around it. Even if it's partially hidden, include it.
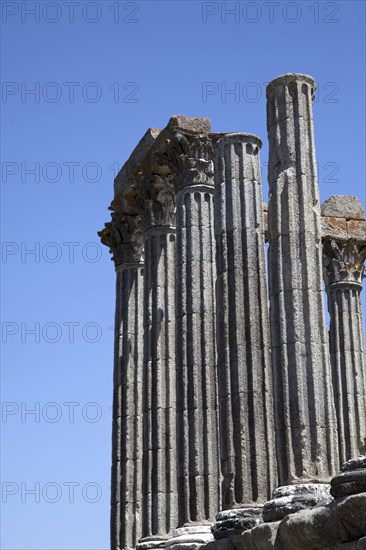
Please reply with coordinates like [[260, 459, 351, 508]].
[[323, 237, 366, 463], [167, 131, 220, 549], [137, 173, 178, 550], [265, 74, 339, 519], [99, 214, 144, 550], [212, 133, 276, 538]]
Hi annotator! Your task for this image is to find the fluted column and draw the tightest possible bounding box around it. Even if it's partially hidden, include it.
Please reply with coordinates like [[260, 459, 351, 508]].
[[323, 238, 366, 463], [167, 131, 220, 549], [212, 133, 276, 537], [99, 214, 144, 550], [265, 74, 339, 515], [137, 174, 178, 549]]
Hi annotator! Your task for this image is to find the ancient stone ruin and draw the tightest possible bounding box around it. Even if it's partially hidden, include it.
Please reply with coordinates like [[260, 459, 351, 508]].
[[99, 74, 366, 550]]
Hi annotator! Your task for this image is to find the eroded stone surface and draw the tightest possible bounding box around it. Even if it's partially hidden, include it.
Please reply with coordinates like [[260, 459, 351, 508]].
[[235, 521, 280, 550], [167, 114, 211, 133], [331, 470, 366, 498], [321, 216, 348, 241], [113, 128, 160, 214], [275, 503, 345, 549], [263, 484, 332, 522], [266, 73, 339, 486], [321, 196, 366, 247], [336, 494, 366, 540], [321, 196, 365, 220], [324, 539, 366, 549], [212, 508, 263, 539], [342, 457, 366, 472], [166, 525, 214, 550], [214, 133, 276, 520], [136, 536, 167, 550], [202, 493, 366, 550], [347, 220, 366, 244]]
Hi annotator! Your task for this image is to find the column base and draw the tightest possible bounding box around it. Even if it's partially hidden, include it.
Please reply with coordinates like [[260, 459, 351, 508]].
[[263, 483, 333, 522], [331, 455, 366, 498], [137, 535, 168, 550], [166, 523, 214, 550], [212, 507, 263, 539]]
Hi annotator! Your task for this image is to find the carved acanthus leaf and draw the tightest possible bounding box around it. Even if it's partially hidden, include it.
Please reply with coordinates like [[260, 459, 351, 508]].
[[162, 130, 214, 190], [98, 213, 143, 265], [134, 172, 176, 229], [126, 131, 214, 230], [323, 238, 366, 287]]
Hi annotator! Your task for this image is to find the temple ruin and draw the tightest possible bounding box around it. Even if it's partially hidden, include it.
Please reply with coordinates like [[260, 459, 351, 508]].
[[99, 73, 366, 550]]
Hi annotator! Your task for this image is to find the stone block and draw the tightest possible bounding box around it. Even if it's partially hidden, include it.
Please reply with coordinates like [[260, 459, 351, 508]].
[[167, 114, 211, 133], [321, 196, 365, 220], [275, 504, 344, 549], [321, 216, 348, 240], [347, 220, 366, 243], [327, 539, 366, 549], [263, 484, 333, 523], [336, 493, 366, 540], [235, 521, 280, 550], [342, 457, 366, 472], [331, 470, 366, 498], [212, 508, 263, 539], [113, 128, 161, 213]]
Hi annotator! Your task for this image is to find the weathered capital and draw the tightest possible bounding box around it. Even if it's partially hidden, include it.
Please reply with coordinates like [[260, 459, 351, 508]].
[[164, 129, 214, 190], [321, 195, 366, 290], [98, 213, 143, 267], [323, 238, 366, 289], [135, 170, 176, 230]]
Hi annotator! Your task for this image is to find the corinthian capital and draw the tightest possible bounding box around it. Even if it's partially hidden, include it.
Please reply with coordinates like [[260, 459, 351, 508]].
[[162, 130, 214, 190], [323, 238, 366, 289], [135, 172, 176, 230], [98, 213, 143, 266]]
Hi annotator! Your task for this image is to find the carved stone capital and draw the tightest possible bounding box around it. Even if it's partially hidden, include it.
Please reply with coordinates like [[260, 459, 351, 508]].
[[323, 238, 366, 289], [163, 130, 214, 190], [181, 156, 214, 188], [131, 132, 215, 230], [135, 171, 176, 230], [113, 129, 215, 235], [98, 213, 143, 266]]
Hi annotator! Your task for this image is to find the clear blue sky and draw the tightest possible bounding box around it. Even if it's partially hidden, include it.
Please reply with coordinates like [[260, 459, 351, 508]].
[[1, 1, 365, 548]]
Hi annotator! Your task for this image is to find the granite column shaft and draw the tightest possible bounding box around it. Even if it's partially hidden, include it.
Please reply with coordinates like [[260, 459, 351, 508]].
[[170, 137, 220, 548], [266, 74, 339, 486], [214, 134, 276, 526], [139, 180, 178, 549], [99, 215, 145, 550], [323, 238, 366, 463]]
